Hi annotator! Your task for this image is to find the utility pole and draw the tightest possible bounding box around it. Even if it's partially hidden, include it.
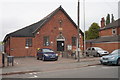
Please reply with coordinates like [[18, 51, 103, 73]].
[[77, 0, 80, 62], [83, 0, 86, 56]]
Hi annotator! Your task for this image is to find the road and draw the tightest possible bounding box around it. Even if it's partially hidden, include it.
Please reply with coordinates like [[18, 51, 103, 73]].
[[2, 64, 118, 78]]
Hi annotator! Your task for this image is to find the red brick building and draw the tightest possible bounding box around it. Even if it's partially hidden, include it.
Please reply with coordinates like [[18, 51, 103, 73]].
[[86, 18, 120, 53], [3, 6, 84, 57]]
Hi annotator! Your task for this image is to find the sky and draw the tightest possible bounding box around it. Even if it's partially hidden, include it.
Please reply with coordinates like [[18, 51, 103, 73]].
[[0, 0, 119, 41]]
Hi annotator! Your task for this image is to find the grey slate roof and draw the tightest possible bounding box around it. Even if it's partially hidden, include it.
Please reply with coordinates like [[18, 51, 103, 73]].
[[86, 35, 120, 43], [99, 18, 120, 31], [4, 6, 83, 42]]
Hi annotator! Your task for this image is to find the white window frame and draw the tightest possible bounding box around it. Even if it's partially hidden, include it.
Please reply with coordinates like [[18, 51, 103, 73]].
[[112, 28, 117, 35]]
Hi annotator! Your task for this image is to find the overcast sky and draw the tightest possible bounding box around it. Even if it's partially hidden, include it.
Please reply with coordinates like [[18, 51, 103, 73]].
[[0, 0, 119, 41]]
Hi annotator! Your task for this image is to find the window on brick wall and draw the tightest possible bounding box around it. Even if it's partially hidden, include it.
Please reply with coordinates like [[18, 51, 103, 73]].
[[72, 37, 77, 46], [112, 28, 117, 35], [43, 36, 50, 46], [26, 38, 32, 47]]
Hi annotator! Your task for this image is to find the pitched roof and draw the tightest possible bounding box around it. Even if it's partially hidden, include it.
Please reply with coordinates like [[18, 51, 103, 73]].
[[86, 35, 120, 43], [3, 6, 83, 42], [99, 18, 120, 31]]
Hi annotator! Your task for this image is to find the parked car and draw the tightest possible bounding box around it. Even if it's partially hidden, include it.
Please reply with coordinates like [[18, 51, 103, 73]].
[[85, 47, 109, 57], [100, 49, 120, 65], [37, 48, 58, 61]]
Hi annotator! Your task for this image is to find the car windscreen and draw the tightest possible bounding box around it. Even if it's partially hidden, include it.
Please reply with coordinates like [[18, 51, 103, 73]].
[[43, 49, 54, 53], [94, 47, 103, 51], [111, 49, 120, 55]]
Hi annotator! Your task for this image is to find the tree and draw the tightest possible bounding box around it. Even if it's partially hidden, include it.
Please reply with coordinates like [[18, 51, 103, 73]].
[[85, 23, 100, 40], [0, 41, 4, 45], [106, 14, 110, 25], [85, 31, 89, 40]]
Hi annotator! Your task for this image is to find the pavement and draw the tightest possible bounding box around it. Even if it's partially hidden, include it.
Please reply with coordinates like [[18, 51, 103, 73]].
[[1, 56, 101, 76]]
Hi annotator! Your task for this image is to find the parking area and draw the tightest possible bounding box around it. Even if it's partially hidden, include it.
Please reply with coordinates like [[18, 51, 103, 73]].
[[2, 56, 100, 67], [1, 56, 100, 74]]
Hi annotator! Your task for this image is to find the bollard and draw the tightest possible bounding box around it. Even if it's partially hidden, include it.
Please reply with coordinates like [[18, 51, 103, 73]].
[[62, 51, 63, 57]]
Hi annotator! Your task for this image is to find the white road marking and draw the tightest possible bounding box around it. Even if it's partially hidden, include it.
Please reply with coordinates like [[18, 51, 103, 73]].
[[28, 72, 38, 78], [28, 72, 37, 75], [28, 74, 38, 78], [29, 73, 33, 75], [33, 75, 38, 78], [28, 77, 36, 78]]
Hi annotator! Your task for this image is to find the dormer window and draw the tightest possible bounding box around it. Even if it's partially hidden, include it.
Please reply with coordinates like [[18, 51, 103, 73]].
[[112, 28, 117, 35]]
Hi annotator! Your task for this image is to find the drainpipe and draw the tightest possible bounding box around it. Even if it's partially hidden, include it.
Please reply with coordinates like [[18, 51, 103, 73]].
[[9, 38, 11, 56]]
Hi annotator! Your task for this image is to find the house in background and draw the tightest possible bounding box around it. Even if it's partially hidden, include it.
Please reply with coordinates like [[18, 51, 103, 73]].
[[86, 18, 120, 53], [0, 42, 4, 53], [3, 6, 84, 57]]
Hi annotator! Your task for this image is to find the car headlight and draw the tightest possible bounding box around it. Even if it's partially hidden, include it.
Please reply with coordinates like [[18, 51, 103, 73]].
[[44, 54, 49, 56], [56, 54, 58, 56], [109, 57, 115, 60]]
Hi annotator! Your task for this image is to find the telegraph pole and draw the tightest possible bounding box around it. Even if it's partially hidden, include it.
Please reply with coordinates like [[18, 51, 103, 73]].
[[77, 0, 80, 62], [83, 0, 86, 55]]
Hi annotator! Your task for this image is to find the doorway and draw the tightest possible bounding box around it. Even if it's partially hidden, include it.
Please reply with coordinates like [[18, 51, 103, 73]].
[[57, 41, 64, 51]]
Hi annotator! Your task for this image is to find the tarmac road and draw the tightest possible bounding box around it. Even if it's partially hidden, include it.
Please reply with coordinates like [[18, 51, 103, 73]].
[[2, 64, 119, 78]]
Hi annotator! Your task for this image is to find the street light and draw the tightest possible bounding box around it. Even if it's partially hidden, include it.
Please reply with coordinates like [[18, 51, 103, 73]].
[[83, 0, 86, 56], [77, 0, 80, 62]]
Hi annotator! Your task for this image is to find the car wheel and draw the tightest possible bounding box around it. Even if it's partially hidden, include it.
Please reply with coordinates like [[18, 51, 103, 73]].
[[93, 55, 96, 57], [100, 61, 103, 65], [55, 58, 58, 61], [37, 57, 39, 60], [117, 58, 120, 66], [86, 52, 89, 57]]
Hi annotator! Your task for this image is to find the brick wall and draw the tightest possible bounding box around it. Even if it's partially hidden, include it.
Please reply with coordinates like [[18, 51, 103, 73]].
[[99, 29, 112, 37], [99, 27, 120, 37], [117, 27, 120, 35], [34, 10, 83, 52], [9, 37, 36, 57]]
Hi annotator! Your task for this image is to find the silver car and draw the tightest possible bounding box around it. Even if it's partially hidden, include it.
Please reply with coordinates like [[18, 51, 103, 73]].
[[85, 47, 109, 57]]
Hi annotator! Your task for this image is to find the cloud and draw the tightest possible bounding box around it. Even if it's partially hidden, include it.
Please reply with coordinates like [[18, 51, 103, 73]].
[[0, 0, 119, 41]]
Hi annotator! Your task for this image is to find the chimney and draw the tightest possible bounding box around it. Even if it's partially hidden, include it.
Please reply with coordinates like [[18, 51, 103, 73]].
[[101, 17, 105, 28]]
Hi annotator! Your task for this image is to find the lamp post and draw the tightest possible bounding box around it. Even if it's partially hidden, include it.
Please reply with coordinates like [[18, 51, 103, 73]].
[[77, 0, 80, 62], [83, 0, 86, 56]]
